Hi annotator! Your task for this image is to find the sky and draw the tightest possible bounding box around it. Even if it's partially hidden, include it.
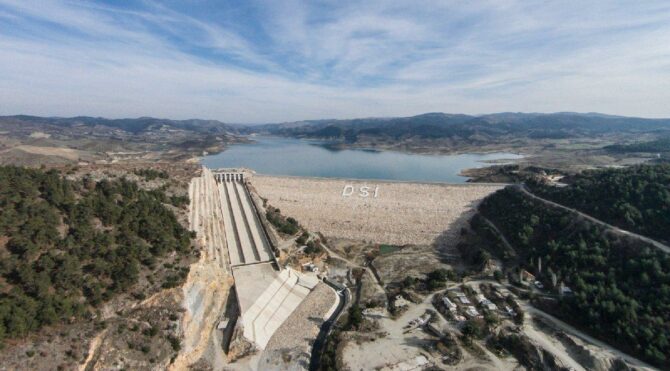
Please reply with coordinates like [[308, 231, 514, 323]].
[[1, 1, 669, 123]]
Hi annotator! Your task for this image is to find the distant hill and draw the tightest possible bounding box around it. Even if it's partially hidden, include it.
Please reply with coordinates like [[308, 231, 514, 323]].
[[3, 112, 670, 157], [1, 115, 244, 135], [0, 115, 249, 163], [257, 112, 670, 146], [6, 112, 670, 139]]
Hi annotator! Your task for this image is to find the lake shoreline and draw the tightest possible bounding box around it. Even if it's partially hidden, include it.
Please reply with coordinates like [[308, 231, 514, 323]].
[[202, 135, 523, 184]]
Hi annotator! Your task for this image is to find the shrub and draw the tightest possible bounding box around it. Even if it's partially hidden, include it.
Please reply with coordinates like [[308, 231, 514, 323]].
[[167, 335, 181, 351], [143, 326, 158, 337]]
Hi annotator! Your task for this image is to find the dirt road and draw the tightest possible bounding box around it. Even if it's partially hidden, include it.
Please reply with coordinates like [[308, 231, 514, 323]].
[[521, 304, 655, 370], [517, 185, 670, 254]]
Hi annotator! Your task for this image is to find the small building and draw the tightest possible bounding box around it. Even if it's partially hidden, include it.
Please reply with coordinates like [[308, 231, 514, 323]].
[[442, 297, 457, 311], [417, 313, 431, 326], [302, 262, 319, 273], [475, 293, 496, 310], [520, 269, 536, 282], [453, 291, 471, 304], [464, 306, 480, 318], [217, 318, 229, 330]]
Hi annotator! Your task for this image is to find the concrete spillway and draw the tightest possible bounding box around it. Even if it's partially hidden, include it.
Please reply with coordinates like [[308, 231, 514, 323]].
[[235, 181, 272, 261], [242, 268, 312, 348], [219, 182, 244, 265], [233, 264, 318, 349], [212, 170, 317, 351], [218, 175, 273, 266]]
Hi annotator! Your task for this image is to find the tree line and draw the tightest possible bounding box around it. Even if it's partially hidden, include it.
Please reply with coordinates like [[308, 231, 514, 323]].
[[604, 138, 670, 154]]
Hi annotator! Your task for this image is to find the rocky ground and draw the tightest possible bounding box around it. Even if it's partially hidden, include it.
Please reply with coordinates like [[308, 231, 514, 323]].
[[171, 168, 233, 370]]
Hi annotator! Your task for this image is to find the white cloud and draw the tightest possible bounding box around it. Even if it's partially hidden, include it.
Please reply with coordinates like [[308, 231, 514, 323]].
[[0, 0, 669, 122]]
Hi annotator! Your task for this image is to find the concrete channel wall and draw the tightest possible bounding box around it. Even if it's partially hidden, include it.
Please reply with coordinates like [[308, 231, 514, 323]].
[[211, 170, 316, 351], [216, 172, 274, 266], [242, 268, 312, 348]]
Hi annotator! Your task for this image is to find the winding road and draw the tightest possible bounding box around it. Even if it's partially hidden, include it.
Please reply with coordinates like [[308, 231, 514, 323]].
[[516, 184, 670, 254], [479, 215, 515, 253], [309, 278, 350, 371], [317, 239, 386, 292]]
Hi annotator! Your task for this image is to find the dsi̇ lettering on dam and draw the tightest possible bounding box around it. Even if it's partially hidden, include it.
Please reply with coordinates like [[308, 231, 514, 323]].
[[342, 185, 379, 198]]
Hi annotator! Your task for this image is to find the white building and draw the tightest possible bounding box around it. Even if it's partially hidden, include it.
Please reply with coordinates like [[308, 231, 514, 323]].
[[465, 306, 480, 318], [442, 297, 457, 311]]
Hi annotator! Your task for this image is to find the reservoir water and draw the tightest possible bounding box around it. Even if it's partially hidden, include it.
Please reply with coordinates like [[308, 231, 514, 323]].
[[202, 136, 522, 183]]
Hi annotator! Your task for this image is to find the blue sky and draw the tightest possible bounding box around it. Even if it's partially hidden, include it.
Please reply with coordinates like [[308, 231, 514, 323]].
[[0, 0, 669, 123]]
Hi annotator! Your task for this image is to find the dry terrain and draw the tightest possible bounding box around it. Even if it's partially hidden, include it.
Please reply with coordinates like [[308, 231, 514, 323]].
[[0, 115, 249, 166], [251, 175, 503, 246], [172, 168, 232, 370]]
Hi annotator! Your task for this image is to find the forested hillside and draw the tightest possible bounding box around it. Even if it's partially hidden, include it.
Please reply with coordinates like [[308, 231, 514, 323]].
[[528, 164, 670, 243], [264, 112, 670, 144], [0, 166, 193, 342], [476, 185, 670, 367], [605, 138, 670, 153], [0, 115, 241, 134]]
